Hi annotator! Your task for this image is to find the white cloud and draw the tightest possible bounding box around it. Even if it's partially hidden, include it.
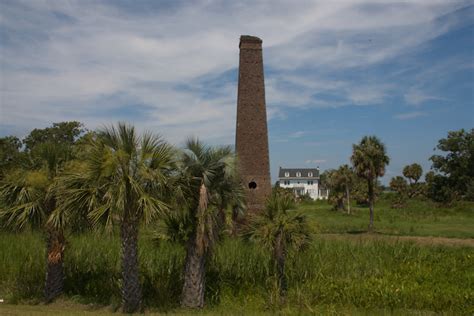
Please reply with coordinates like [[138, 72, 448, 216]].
[[289, 131, 307, 138], [404, 88, 442, 106], [394, 111, 428, 120], [0, 0, 469, 142], [305, 159, 326, 164]]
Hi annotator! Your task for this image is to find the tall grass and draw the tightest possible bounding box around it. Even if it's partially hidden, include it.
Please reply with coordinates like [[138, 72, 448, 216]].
[[0, 231, 472, 313]]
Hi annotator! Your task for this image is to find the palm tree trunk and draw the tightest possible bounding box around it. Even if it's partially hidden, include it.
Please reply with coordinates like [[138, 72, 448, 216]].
[[337, 198, 344, 211], [274, 231, 287, 300], [217, 208, 226, 229], [346, 185, 351, 215], [231, 206, 241, 237], [368, 178, 374, 232], [181, 232, 206, 308], [120, 218, 142, 313], [44, 229, 65, 303]]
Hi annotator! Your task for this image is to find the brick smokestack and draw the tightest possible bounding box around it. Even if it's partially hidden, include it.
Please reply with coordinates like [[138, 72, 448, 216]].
[[235, 35, 272, 212]]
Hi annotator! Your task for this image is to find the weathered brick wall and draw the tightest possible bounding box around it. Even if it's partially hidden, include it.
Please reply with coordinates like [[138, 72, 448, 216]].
[[235, 35, 272, 212]]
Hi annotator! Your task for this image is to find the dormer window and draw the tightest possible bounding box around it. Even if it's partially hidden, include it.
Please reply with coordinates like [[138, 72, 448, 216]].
[[285, 172, 289, 177], [296, 172, 301, 177], [308, 172, 313, 177]]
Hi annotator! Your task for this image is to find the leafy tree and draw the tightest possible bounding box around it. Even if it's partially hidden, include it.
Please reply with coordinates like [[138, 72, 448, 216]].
[[53, 123, 175, 313], [402, 163, 423, 197], [0, 136, 25, 178], [424, 171, 458, 204], [351, 136, 390, 232], [429, 129, 474, 201], [403, 163, 422, 184], [389, 176, 408, 208], [0, 142, 71, 302], [327, 165, 355, 214], [246, 190, 311, 301], [325, 169, 344, 211], [23, 121, 85, 151], [351, 176, 382, 206], [175, 139, 243, 308]]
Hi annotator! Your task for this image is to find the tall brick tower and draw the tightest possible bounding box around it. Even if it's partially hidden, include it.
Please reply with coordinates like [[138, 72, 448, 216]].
[[235, 35, 271, 212]]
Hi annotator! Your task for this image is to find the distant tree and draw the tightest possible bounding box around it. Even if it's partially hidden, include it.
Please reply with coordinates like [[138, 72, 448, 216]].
[[389, 176, 408, 208], [246, 190, 311, 302], [429, 129, 474, 201], [339, 165, 354, 214], [326, 165, 355, 214], [351, 177, 383, 206], [319, 170, 329, 188], [424, 171, 458, 204], [402, 163, 423, 198], [0, 136, 25, 177], [23, 121, 85, 151], [351, 136, 390, 232], [325, 169, 342, 211], [403, 163, 422, 184]]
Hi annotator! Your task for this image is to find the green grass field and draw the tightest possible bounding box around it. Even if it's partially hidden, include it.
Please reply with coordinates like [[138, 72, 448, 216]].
[[0, 198, 473, 315], [299, 197, 474, 238]]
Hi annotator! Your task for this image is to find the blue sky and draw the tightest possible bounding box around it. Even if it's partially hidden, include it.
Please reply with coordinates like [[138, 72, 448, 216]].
[[1, 0, 473, 183]]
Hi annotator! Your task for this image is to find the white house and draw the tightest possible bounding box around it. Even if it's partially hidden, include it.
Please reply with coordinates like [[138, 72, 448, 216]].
[[277, 167, 328, 200]]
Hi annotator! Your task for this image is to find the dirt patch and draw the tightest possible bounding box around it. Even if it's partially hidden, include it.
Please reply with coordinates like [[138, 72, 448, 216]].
[[320, 233, 474, 247]]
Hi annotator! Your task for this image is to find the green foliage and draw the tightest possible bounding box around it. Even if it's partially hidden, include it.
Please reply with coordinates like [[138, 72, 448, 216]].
[[23, 121, 85, 151], [53, 123, 175, 229], [326, 165, 355, 211], [273, 186, 296, 202], [351, 176, 382, 206], [246, 190, 312, 299], [351, 136, 390, 231], [0, 230, 472, 314], [0, 136, 25, 178], [351, 136, 390, 181], [390, 176, 409, 208], [403, 163, 423, 184], [429, 128, 474, 201], [247, 191, 312, 252], [169, 138, 243, 252], [0, 141, 72, 231], [425, 172, 458, 205]]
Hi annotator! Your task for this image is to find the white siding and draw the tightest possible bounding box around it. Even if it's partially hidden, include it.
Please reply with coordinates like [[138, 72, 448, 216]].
[[279, 179, 322, 200]]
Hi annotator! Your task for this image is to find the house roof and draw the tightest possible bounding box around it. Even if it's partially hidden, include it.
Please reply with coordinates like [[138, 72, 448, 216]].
[[278, 167, 320, 178]]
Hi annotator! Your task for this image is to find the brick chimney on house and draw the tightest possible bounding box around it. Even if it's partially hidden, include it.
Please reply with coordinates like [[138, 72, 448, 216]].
[[235, 35, 271, 213]]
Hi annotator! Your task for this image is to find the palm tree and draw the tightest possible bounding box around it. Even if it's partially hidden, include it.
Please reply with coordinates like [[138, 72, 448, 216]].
[[177, 138, 243, 308], [339, 165, 354, 214], [54, 123, 175, 313], [0, 142, 71, 302], [351, 136, 389, 232], [246, 190, 312, 301]]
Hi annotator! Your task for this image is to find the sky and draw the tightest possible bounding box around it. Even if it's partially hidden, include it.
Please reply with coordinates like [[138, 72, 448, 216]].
[[1, 0, 473, 184]]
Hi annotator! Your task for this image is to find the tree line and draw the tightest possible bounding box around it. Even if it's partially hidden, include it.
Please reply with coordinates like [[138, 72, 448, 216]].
[[0, 121, 311, 312], [323, 128, 474, 219]]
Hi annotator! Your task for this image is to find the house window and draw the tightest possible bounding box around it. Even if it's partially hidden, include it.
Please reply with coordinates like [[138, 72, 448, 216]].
[[308, 172, 313, 177], [296, 172, 301, 177], [308, 181, 313, 185], [285, 172, 289, 177]]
